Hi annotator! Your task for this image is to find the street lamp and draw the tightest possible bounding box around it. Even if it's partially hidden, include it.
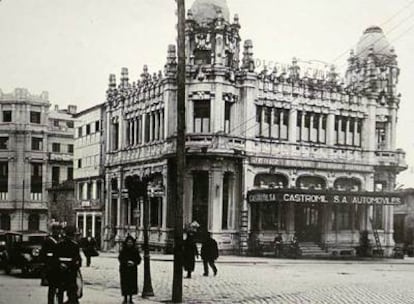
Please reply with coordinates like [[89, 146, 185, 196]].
[[141, 179, 154, 297]]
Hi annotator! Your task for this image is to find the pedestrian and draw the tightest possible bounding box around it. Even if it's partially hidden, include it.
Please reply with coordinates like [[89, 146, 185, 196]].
[[119, 235, 141, 304], [81, 235, 98, 267], [274, 233, 283, 257], [40, 223, 63, 304], [201, 232, 219, 277], [182, 232, 198, 278], [56, 225, 82, 304]]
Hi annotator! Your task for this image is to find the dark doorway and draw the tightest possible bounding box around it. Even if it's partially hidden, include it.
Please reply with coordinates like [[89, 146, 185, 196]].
[[295, 204, 321, 242], [192, 171, 209, 239]]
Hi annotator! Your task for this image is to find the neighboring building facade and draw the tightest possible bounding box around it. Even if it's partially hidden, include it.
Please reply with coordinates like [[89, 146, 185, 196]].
[[394, 189, 414, 247], [101, 0, 406, 256], [73, 104, 105, 247], [0, 88, 76, 232]]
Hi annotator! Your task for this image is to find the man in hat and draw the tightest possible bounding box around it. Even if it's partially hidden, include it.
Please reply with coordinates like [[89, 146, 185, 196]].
[[40, 222, 62, 304], [56, 225, 82, 304]]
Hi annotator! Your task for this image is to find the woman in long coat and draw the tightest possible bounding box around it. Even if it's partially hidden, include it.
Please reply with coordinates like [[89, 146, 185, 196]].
[[183, 233, 198, 278], [118, 235, 141, 304]]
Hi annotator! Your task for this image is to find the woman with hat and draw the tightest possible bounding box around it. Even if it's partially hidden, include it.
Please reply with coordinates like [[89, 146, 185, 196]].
[[118, 235, 141, 304]]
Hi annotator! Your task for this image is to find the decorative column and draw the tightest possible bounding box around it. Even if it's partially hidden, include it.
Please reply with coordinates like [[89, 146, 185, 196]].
[[326, 111, 335, 146], [346, 117, 351, 146], [309, 113, 314, 142], [288, 107, 297, 143], [300, 111, 306, 141], [83, 213, 87, 238], [318, 114, 323, 143], [154, 111, 160, 141], [149, 112, 154, 142]]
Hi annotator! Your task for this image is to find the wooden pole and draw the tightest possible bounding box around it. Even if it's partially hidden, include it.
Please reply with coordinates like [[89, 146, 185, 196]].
[[172, 0, 185, 302]]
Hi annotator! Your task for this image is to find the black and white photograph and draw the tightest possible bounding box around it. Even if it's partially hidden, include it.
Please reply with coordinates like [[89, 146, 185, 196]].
[[1, 0, 414, 303]]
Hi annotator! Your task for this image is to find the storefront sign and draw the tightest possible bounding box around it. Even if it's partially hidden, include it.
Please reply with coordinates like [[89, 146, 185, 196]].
[[248, 189, 402, 205]]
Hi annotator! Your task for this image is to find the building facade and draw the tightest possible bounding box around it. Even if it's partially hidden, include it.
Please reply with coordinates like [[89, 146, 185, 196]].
[[101, 0, 406, 256], [73, 104, 105, 247], [0, 88, 76, 232]]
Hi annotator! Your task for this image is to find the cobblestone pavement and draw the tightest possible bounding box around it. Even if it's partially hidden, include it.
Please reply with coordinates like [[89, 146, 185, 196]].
[[2, 254, 414, 303]]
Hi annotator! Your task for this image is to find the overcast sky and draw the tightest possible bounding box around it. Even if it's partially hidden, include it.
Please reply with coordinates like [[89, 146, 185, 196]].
[[0, 0, 413, 186]]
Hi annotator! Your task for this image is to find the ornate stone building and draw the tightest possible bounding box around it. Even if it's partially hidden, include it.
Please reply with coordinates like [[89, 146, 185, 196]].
[[102, 0, 406, 256], [0, 88, 76, 232]]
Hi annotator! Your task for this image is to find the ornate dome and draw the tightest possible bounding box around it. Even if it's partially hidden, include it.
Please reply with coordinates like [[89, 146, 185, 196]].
[[190, 0, 230, 25], [356, 26, 394, 59]]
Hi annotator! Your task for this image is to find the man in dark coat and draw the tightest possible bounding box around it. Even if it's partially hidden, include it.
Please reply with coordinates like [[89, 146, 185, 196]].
[[81, 236, 98, 267], [182, 233, 198, 278], [118, 235, 141, 304], [56, 225, 82, 304], [40, 223, 62, 304], [201, 232, 219, 276]]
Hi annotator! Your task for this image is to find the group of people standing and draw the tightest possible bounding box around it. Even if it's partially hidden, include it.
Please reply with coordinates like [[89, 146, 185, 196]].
[[40, 225, 219, 304], [183, 232, 219, 278]]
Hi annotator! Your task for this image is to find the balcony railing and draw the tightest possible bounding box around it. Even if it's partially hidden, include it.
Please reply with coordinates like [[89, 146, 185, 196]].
[[0, 192, 8, 200], [30, 193, 42, 201]]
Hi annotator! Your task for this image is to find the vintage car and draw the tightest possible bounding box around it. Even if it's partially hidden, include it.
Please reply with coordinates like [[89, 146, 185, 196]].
[[3, 231, 48, 275]]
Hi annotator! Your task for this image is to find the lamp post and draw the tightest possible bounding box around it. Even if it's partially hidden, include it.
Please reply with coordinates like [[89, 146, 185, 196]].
[[141, 180, 154, 297]]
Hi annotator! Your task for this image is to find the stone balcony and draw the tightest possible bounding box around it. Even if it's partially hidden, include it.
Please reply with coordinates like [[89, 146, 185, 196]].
[[374, 149, 407, 171]]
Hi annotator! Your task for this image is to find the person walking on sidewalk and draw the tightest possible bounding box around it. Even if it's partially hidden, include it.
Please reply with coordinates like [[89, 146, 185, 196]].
[[183, 232, 198, 278], [118, 235, 141, 304], [201, 232, 219, 276], [81, 235, 98, 267]]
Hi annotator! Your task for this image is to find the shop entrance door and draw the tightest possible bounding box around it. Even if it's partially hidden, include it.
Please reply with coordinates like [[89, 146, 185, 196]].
[[192, 171, 209, 241], [295, 204, 322, 242]]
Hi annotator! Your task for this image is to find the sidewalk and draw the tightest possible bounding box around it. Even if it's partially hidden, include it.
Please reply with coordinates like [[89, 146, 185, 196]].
[[98, 251, 414, 265]]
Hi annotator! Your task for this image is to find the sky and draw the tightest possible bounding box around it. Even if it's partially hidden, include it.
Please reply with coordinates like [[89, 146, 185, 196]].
[[0, 0, 414, 186]]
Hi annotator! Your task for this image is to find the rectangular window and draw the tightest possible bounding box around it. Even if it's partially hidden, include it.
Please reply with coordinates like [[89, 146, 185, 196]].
[[31, 137, 43, 151], [87, 183, 92, 200], [52, 166, 60, 186], [78, 159, 82, 168], [95, 120, 100, 133], [30, 111, 41, 124], [194, 101, 210, 133], [150, 197, 162, 227], [68, 144, 74, 154], [3, 111, 11, 122], [0, 162, 8, 193], [31, 163, 42, 193], [67, 167, 73, 181], [255, 106, 262, 137], [86, 124, 91, 135], [78, 126, 83, 137], [224, 102, 231, 134], [113, 122, 119, 150], [337, 205, 351, 230], [53, 120, 59, 127], [52, 143, 60, 153], [296, 111, 302, 142], [0, 137, 8, 150], [67, 120, 74, 128]]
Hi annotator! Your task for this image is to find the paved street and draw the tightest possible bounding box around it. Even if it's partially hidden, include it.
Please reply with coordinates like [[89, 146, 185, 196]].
[[2, 254, 414, 303]]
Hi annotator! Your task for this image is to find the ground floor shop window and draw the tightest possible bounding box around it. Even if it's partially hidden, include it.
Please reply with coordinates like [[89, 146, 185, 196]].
[[0, 214, 10, 230], [373, 205, 384, 230], [150, 197, 162, 227], [28, 214, 40, 231], [335, 205, 352, 230], [253, 203, 286, 231]]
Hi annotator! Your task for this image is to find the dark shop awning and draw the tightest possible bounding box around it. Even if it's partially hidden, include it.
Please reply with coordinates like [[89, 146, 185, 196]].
[[247, 188, 403, 205]]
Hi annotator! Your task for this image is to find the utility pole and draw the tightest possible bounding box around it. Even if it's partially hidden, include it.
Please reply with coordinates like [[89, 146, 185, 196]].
[[172, 0, 185, 302]]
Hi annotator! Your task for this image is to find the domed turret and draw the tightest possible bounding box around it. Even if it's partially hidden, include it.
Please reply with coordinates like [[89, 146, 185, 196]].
[[190, 0, 230, 25], [356, 26, 394, 60]]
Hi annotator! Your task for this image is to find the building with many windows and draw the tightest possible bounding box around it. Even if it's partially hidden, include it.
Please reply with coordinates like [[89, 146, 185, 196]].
[[0, 88, 76, 232], [101, 0, 406, 256], [73, 103, 105, 247]]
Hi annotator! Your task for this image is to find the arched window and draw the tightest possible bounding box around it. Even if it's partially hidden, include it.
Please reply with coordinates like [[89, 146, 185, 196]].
[[334, 178, 361, 192], [296, 176, 326, 190], [253, 173, 288, 188], [28, 214, 40, 231], [0, 214, 10, 230]]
